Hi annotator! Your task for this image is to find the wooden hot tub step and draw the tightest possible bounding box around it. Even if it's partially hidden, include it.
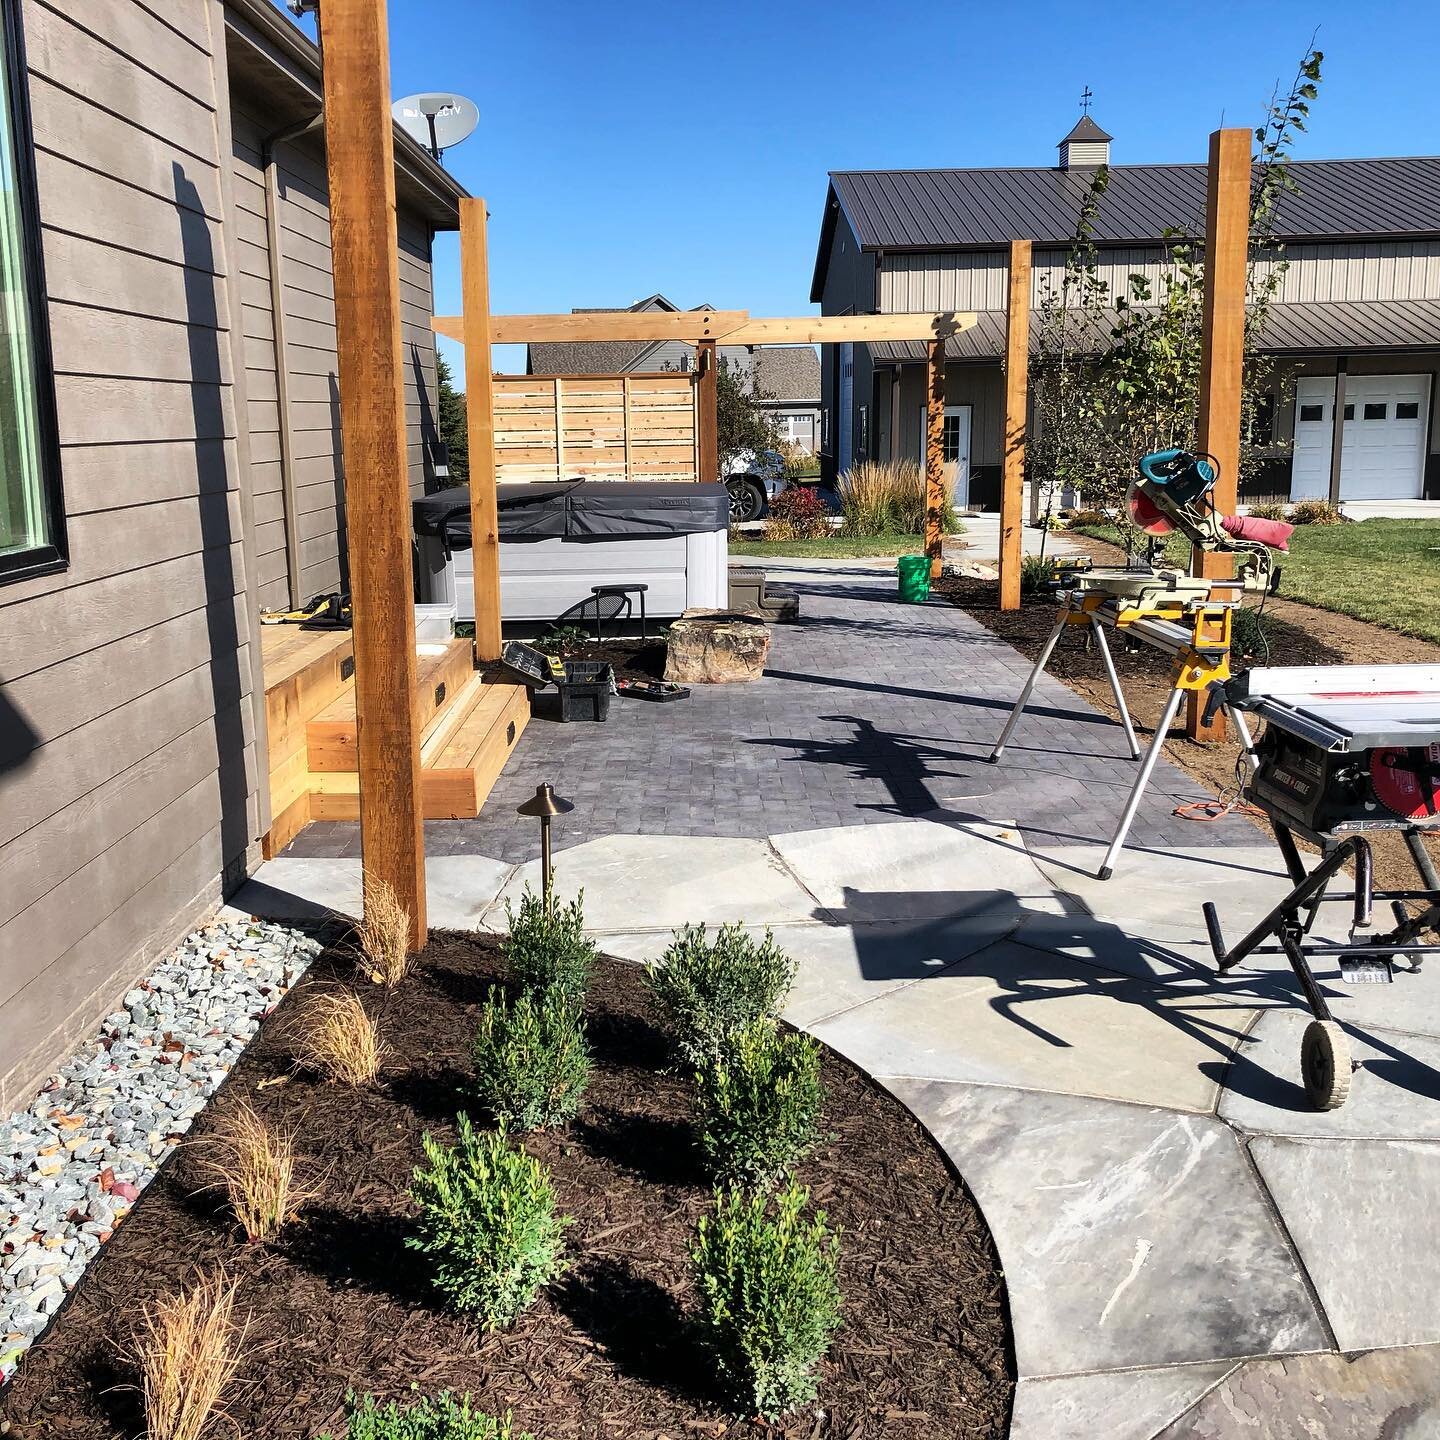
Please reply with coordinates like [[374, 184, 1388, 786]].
[[306, 638, 475, 773]]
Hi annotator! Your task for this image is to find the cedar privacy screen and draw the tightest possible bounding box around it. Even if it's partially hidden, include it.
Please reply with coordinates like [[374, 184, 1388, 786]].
[[493, 372, 700, 484]]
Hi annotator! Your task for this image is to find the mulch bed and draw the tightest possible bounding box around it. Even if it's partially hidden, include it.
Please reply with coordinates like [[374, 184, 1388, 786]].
[[936, 532, 1440, 894], [1, 934, 1013, 1439]]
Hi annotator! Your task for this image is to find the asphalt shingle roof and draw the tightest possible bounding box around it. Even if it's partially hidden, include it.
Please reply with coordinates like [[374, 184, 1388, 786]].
[[753, 346, 820, 402]]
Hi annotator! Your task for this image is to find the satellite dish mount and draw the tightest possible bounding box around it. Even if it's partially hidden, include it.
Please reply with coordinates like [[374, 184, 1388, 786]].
[[391, 93, 480, 162]]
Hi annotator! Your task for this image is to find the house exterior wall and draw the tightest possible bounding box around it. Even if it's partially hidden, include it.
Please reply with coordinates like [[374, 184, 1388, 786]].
[[892, 363, 1006, 507], [0, 0, 261, 1106], [229, 108, 440, 611], [816, 205, 876, 480], [879, 241, 1440, 312]]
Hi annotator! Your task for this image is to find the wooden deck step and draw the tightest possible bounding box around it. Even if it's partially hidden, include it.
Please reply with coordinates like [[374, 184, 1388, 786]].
[[307, 638, 475, 772], [308, 679, 530, 822]]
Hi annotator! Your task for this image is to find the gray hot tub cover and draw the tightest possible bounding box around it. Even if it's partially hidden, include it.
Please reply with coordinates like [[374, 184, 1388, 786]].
[[413, 480, 729, 548]]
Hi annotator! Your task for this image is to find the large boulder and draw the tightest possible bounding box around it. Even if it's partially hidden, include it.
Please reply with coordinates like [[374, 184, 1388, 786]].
[[664, 609, 772, 684]]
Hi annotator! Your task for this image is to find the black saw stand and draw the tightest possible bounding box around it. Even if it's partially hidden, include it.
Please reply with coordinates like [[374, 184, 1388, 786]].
[[1203, 665, 1440, 1110]]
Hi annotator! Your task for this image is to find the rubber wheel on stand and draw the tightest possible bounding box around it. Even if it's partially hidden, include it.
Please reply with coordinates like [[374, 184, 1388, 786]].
[[1301, 1020, 1351, 1111]]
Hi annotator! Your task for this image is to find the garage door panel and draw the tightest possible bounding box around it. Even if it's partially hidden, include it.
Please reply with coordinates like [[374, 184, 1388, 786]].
[[1289, 374, 1428, 502]]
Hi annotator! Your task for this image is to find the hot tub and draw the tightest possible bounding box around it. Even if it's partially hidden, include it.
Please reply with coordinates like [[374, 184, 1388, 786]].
[[413, 480, 730, 623]]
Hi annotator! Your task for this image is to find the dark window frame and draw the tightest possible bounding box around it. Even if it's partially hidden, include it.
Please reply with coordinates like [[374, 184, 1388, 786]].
[[0, 0, 66, 584]]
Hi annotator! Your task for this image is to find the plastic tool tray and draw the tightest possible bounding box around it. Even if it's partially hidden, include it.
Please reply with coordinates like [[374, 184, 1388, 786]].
[[499, 640, 614, 723]]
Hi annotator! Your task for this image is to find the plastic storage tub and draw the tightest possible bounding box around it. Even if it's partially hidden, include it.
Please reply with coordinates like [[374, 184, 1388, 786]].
[[555, 661, 613, 723]]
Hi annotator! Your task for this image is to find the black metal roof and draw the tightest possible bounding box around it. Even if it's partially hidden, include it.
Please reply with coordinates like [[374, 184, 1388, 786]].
[[811, 156, 1440, 299], [866, 297, 1440, 363], [1060, 115, 1112, 144]]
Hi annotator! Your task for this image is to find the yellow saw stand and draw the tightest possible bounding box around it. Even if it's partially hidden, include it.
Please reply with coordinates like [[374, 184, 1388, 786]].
[[988, 569, 1258, 879]]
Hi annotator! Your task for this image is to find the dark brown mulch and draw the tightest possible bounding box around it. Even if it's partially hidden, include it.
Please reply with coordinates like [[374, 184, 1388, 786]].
[[539, 638, 667, 684], [1, 935, 1013, 1440], [936, 533, 1440, 894]]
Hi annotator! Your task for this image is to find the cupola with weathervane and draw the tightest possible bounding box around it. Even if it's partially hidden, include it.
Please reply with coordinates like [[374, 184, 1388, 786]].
[[1058, 96, 1112, 169]]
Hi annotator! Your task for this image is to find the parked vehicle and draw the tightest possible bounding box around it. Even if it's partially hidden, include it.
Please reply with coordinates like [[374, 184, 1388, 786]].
[[723, 448, 787, 522]]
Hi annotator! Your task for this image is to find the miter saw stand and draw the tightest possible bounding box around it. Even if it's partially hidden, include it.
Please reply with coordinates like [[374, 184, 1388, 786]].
[[988, 449, 1286, 880], [1201, 665, 1440, 1110]]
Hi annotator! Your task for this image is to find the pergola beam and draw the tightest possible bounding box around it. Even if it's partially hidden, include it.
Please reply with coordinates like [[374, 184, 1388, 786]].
[[432, 311, 978, 348]]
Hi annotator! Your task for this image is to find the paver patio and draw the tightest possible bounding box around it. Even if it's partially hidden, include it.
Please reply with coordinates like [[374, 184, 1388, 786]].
[[251, 559, 1440, 1438]]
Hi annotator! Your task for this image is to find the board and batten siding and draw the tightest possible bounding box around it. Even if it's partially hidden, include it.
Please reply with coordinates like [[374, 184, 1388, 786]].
[[0, 0, 261, 1104], [228, 108, 440, 611], [879, 240, 1440, 313]]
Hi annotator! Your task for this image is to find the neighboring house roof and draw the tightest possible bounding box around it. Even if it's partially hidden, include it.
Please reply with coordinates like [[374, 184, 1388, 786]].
[[867, 297, 1440, 364], [753, 347, 820, 403], [526, 296, 711, 374], [811, 156, 1440, 298]]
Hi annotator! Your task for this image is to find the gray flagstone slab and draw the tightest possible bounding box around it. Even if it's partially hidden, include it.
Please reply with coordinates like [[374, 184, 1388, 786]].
[[1249, 1135, 1440, 1352], [1220, 1011, 1440, 1140], [810, 940, 1252, 1111], [887, 1079, 1327, 1377], [1008, 1361, 1236, 1440], [489, 834, 823, 931], [595, 918, 1012, 1029], [1029, 844, 1295, 945], [770, 818, 1070, 924], [1154, 1345, 1440, 1439]]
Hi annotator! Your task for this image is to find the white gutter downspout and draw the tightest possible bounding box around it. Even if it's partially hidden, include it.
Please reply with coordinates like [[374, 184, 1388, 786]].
[[260, 111, 324, 609]]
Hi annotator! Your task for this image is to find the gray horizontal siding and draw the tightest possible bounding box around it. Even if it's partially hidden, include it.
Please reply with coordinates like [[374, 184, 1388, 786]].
[[230, 110, 439, 610], [0, 0, 260, 1105]]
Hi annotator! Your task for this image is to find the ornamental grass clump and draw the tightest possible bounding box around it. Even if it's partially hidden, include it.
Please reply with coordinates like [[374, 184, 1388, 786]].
[[407, 1115, 569, 1326], [645, 924, 796, 1069], [695, 1020, 823, 1190], [358, 875, 412, 989], [292, 988, 386, 1085], [836, 458, 959, 537], [131, 1268, 248, 1440], [503, 887, 596, 1004], [471, 986, 590, 1130], [692, 1182, 842, 1420], [201, 1101, 305, 1242], [325, 1392, 531, 1439]]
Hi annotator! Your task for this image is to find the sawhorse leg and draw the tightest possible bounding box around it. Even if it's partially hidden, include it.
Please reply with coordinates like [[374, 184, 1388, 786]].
[[1089, 616, 1141, 760], [1097, 682, 1186, 880], [989, 612, 1068, 764]]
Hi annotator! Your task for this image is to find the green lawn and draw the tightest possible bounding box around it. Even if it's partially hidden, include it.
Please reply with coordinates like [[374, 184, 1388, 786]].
[[1070, 519, 1440, 644], [728, 532, 927, 559]]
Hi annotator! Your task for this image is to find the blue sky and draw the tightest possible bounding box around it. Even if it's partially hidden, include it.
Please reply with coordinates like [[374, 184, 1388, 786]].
[[284, 0, 1440, 380]]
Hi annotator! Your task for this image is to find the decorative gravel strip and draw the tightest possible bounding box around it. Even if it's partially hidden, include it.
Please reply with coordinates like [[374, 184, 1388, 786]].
[[0, 917, 323, 1380]]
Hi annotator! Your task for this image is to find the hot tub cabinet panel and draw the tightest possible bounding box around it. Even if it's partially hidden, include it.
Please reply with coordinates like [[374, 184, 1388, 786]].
[[414, 481, 730, 623]]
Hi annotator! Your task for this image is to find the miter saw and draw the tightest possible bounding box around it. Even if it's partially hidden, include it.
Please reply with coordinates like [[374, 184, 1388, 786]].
[[991, 448, 1294, 879]]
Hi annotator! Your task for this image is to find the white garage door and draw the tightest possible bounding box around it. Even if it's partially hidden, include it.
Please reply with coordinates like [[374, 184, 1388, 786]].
[[1291, 374, 1430, 501]]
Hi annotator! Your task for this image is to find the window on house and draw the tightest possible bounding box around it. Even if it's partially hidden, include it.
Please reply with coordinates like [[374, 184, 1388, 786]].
[[1343, 403, 1355, 420], [858, 404, 868, 455], [1298, 404, 1324, 422], [0, 0, 63, 580], [1397, 402, 1421, 421], [942, 412, 964, 463], [1363, 402, 1387, 420]]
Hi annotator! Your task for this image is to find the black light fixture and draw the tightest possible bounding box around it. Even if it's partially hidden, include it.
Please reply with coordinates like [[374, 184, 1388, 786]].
[[516, 783, 574, 903]]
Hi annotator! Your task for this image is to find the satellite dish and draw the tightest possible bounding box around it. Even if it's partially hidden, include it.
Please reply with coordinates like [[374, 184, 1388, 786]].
[[392, 93, 480, 160]]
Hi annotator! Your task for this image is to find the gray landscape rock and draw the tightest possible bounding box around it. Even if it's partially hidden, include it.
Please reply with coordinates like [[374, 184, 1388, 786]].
[[0, 917, 321, 1381]]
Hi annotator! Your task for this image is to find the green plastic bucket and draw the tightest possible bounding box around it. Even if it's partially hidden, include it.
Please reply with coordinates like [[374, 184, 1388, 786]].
[[897, 554, 931, 604]]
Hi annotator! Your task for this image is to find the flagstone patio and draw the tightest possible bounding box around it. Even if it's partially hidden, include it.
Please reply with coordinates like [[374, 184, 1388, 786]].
[[244, 559, 1440, 1438]]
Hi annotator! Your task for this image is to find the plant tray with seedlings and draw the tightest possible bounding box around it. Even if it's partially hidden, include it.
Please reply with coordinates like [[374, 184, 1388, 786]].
[[1, 913, 1012, 1439]]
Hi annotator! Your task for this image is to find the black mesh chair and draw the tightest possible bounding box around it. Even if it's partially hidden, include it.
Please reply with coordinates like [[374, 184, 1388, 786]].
[[551, 585, 647, 641]]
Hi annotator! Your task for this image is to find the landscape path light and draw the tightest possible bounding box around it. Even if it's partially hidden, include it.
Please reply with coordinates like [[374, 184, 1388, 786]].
[[516, 783, 574, 904]]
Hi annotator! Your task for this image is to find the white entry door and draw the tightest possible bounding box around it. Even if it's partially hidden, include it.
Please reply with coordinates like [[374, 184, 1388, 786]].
[[919, 403, 971, 508], [1291, 374, 1430, 501]]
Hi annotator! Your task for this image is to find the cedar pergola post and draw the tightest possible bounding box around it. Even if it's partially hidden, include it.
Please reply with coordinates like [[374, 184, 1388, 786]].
[[697, 339, 719, 483], [999, 240, 1031, 611], [461, 198, 502, 661], [318, 0, 426, 945], [1187, 126, 1251, 741], [924, 337, 946, 577]]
